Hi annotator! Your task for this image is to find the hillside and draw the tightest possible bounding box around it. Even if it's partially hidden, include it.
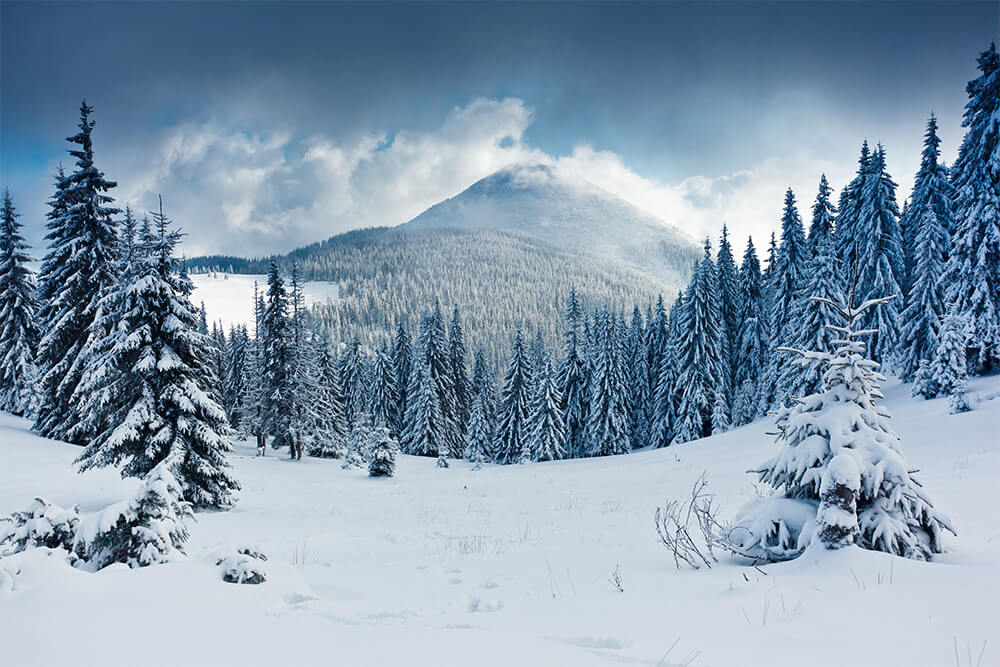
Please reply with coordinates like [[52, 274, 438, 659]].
[[1, 374, 997, 666]]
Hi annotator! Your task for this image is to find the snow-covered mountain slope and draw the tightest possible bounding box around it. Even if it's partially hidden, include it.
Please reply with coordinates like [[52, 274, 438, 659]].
[[2, 375, 998, 666], [404, 162, 700, 287]]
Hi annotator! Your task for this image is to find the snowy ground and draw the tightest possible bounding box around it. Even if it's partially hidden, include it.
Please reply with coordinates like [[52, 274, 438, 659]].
[[1, 376, 998, 667], [190, 272, 340, 330]]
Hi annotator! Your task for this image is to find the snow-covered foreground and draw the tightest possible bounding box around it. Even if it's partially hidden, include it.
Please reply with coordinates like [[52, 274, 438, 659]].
[[190, 273, 340, 330], [1, 376, 998, 667]]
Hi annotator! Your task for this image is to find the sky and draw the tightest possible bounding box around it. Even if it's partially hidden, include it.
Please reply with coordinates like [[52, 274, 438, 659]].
[[1, 1, 996, 258]]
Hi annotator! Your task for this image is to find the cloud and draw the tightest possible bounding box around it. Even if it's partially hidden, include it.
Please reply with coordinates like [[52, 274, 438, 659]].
[[119, 96, 864, 258]]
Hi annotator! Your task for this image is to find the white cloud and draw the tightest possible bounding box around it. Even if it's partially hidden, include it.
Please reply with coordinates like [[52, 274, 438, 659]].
[[118, 96, 866, 258]]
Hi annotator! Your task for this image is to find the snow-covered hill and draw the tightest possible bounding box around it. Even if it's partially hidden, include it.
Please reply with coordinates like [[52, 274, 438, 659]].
[[404, 162, 700, 287], [2, 375, 998, 666]]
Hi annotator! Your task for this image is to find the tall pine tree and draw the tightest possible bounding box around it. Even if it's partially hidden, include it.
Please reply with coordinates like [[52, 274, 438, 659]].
[[0, 189, 38, 416]]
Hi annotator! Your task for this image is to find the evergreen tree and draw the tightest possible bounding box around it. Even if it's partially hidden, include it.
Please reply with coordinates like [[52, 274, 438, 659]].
[[585, 310, 630, 456], [625, 306, 651, 449], [901, 114, 954, 294], [752, 294, 953, 560], [466, 348, 497, 464], [836, 141, 873, 262], [941, 43, 1000, 373], [368, 344, 399, 432], [715, 224, 739, 390], [673, 240, 727, 443], [526, 358, 566, 461], [915, 304, 971, 409], [223, 325, 250, 435], [339, 335, 367, 429], [732, 237, 769, 425], [650, 292, 682, 447], [854, 145, 905, 363], [390, 321, 413, 441], [416, 302, 460, 455], [448, 305, 471, 436], [261, 260, 294, 450], [75, 198, 238, 509], [401, 356, 446, 458], [806, 174, 837, 258], [34, 101, 120, 442], [776, 234, 844, 401], [308, 341, 348, 458], [368, 426, 399, 477], [556, 288, 588, 458], [0, 189, 39, 416], [493, 328, 532, 464], [898, 205, 949, 382]]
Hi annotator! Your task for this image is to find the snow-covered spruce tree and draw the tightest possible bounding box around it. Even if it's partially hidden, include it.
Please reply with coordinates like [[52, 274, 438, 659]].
[[223, 325, 251, 435], [308, 340, 348, 458], [836, 141, 872, 263], [75, 199, 238, 510], [901, 114, 954, 295], [493, 328, 532, 464], [401, 355, 447, 459], [854, 145, 905, 363], [806, 174, 837, 259], [732, 237, 769, 425], [34, 102, 120, 443], [526, 358, 566, 462], [898, 204, 949, 383], [0, 189, 39, 416], [343, 414, 375, 469], [466, 347, 497, 464], [390, 321, 413, 441], [776, 233, 844, 401], [715, 224, 740, 391], [339, 334, 367, 430], [916, 305, 972, 414], [941, 43, 1000, 374], [261, 260, 294, 450], [448, 305, 472, 437], [585, 309, 630, 456], [649, 293, 679, 447], [368, 344, 399, 432], [625, 306, 651, 450], [645, 295, 669, 410], [80, 461, 193, 570], [413, 302, 460, 456], [673, 241, 727, 444], [764, 189, 808, 408], [738, 294, 954, 560], [556, 287, 588, 458], [368, 426, 399, 477]]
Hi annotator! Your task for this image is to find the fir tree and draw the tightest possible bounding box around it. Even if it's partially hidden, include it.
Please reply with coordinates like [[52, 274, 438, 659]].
[[75, 198, 238, 509], [556, 288, 588, 458], [836, 141, 872, 262], [34, 101, 120, 442], [625, 306, 651, 449], [752, 293, 954, 560], [715, 224, 739, 390], [732, 237, 769, 425], [390, 321, 413, 441], [448, 305, 472, 436], [401, 356, 446, 458], [467, 348, 497, 464], [585, 310, 630, 456], [308, 341, 348, 458], [368, 426, 399, 477], [916, 305, 971, 414], [368, 344, 399, 432], [806, 174, 837, 258], [898, 203, 949, 382], [650, 292, 682, 447], [261, 260, 294, 450], [673, 240, 727, 443], [0, 189, 39, 416], [339, 334, 367, 429], [493, 328, 532, 464], [941, 43, 1000, 373], [223, 325, 251, 434], [525, 358, 566, 462]]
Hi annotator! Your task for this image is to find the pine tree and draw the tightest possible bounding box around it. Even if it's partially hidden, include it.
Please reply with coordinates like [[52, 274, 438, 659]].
[[556, 288, 588, 458], [625, 306, 651, 449], [806, 174, 837, 259], [308, 341, 348, 458], [776, 233, 844, 401], [368, 344, 399, 432], [916, 305, 971, 412], [223, 325, 251, 434], [525, 358, 566, 462], [0, 189, 39, 416], [898, 204, 949, 382], [390, 321, 413, 441], [401, 356, 446, 458], [854, 145, 905, 363], [368, 426, 399, 477], [261, 260, 294, 450], [34, 101, 120, 442], [673, 240, 727, 443], [941, 43, 1000, 373], [339, 335, 367, 429], [75, 198, 238, 509], [650, 292, 682, 447], [466, 348, 497, 464], [752, 293, 954, 560], [836, 141, 872, 263], [715, 224, 739, 390], [585, 309, 630, 456], [415, 302, 460, 455], [493, 328, 532, 464], [448, 305, 472, 437], [732, 237, 769, 425], [901, 114, 954, 294]]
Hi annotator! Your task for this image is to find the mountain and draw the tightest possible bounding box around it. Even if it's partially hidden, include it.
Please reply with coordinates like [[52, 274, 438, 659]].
[[403, 162, 699, 287], [188, 163, 700, 362]]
